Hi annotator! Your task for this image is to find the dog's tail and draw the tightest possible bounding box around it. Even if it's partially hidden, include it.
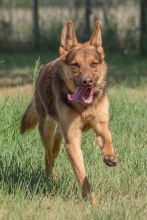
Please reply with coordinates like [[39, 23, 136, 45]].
[[20, 98, 38, 134]]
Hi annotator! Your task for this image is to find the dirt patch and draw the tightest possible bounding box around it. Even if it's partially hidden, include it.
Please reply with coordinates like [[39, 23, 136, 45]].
[[0, 84, 33, 96]]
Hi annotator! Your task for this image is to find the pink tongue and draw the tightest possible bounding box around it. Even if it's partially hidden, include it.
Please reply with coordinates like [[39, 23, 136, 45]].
[[68, 87, 83, 100], [67, 87, 93, 104]]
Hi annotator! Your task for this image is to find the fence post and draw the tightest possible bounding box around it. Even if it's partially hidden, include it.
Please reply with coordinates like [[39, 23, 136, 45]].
[[84, 0, 92, 40], [32, 0, 40, 49], [140, 0, 147, 54]]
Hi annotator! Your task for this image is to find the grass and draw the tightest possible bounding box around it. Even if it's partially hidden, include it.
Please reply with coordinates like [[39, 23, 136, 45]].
[[0, 52, 147, 219]]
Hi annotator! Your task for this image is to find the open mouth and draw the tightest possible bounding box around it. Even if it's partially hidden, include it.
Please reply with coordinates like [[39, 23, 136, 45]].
[[67, 87, 94, 105]]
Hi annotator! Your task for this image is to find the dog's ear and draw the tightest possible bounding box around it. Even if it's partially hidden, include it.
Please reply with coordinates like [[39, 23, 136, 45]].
[[59, 20, 78, 57], [90, 20, 102, 48], [90, 20, 104, 61]]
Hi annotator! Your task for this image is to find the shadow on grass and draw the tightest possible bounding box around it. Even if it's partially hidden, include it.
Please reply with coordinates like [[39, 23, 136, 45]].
[[106, 52, 147, 87], [0, 51, 147, 88], [0, 72, 32, 87], [0, 51, 57, 87], [0, 157, 77, 200], [0, 51, 56, 69]]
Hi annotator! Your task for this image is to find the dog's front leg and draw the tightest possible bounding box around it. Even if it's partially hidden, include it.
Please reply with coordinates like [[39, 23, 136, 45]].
[[94, 121, 118, 166], [62, 123, 91, 200], [66, 128, 91, 199]]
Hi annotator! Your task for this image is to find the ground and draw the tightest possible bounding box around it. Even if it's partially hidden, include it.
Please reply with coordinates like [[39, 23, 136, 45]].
[[0, 52, 146, 220]]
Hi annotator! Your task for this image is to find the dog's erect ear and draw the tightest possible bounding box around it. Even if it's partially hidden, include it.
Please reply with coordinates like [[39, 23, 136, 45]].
[[90, 20, 104, 62], [59, 20, 78, 57], [90, 20, 102, 48]]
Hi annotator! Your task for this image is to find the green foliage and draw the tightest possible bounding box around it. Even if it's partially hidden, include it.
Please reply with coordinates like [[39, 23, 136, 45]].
[[39, 22, 63, 51], [103, 22, 120, 51]]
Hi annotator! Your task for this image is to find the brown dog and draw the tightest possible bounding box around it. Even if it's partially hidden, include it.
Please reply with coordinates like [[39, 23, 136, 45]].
[[20, 20, 117, 201]]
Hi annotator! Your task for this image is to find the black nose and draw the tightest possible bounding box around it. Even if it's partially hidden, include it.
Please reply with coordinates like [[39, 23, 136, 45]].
[[82, 77, 94, 87]]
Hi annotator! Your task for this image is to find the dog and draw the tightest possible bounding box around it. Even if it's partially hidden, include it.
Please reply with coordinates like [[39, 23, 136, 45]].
[[20, 20, 117, 202]]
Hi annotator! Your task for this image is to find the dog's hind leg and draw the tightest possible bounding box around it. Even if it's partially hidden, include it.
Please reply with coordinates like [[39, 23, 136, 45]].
[[52, 126, 62, 160], [38, 116, 56, 179]]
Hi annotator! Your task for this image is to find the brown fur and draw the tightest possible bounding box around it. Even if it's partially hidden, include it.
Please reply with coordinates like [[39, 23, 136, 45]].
[[20, 98, 38, 134], [20, 20, 117, 203]]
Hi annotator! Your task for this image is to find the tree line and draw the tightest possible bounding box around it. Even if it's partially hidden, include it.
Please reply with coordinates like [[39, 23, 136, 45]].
[[31, 0, 147, 54]]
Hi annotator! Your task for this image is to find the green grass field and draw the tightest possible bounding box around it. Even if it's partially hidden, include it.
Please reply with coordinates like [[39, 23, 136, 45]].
[[0, 52, 147, 219]]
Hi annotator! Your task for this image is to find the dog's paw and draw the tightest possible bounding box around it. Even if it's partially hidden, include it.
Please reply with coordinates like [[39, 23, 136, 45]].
[[51, 171, 58, 181], [103, 155, 118, 166], [46, 168, 58, 181], [91, 192, 97, 205]]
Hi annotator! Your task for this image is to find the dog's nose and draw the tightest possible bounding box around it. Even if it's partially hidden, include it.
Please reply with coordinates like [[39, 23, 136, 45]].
[[82, 77, 94, 87]]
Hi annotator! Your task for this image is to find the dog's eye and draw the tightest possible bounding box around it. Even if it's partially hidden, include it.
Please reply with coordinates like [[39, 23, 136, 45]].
[[70, 63, 80, 68], [91, 62, 98, 68]]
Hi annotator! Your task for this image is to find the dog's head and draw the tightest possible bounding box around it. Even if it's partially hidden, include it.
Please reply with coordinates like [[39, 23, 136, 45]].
[[59, 20, 106, 105]]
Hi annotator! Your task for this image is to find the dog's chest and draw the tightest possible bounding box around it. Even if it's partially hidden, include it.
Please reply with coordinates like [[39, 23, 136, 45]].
[[81, 108, 95, 122], [80, 107, 97, 131], [81, 102, 108, 130]]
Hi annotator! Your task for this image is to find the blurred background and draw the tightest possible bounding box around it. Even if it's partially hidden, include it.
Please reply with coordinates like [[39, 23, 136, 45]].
[[0, 0, 147, 88], [0, 3, 147, 217]]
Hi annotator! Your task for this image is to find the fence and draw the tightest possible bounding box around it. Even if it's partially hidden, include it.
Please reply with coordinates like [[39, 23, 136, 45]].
[[0, 0, 140, 52]]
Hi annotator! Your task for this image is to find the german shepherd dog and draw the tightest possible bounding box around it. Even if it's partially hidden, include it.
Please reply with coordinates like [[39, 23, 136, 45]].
[[20, 20, 117, 201]]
